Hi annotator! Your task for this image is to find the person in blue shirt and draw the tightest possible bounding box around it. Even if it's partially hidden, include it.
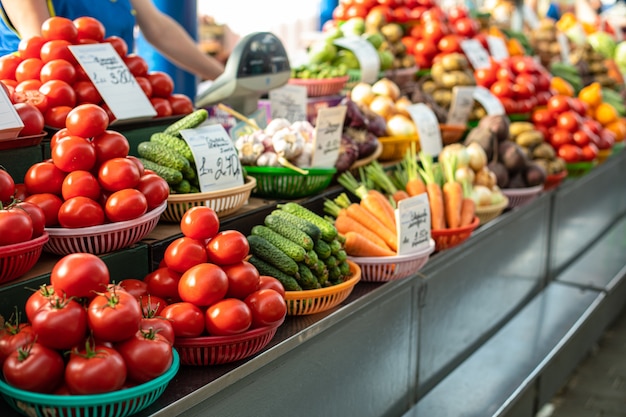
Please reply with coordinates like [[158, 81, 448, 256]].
[[0, 0, 225, 80]]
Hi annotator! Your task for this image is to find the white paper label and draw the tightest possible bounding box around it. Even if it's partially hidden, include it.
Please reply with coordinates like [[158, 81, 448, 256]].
[[556, 32, 571, 64], [0, 86, 24, 139], [69, 43, 156, 122], [268, 84, 308, 123], [473, 86, 505, 116], [334, 37, 380, 84], [447, 86, 476, 127], [486, 36, 509, 61], [460, 39, 491, 70], [180, 124, 244, 192], [406, 103, 442, 157], [396, 194, 431, 255], [522, 5, 540, 30], [311, 105, 347, 168]]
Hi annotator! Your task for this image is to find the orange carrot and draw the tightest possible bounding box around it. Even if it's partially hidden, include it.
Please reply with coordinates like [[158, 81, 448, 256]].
[[393, 189, 410, 204], [460, 198, 476, 226], [334, 213, 391, 251], [406, 177, 427, 197], [404, 142, 427, 197], [343, 231, 396, 257], [443, 181, 463, 229], [426, 183, 446, 230], [346, 203, 398, 251], [363, 189, 397, 232]]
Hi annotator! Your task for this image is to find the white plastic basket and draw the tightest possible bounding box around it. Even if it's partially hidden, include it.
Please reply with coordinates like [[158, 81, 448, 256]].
[[502, 185, 543, 208], [348, 239, 435, 282]]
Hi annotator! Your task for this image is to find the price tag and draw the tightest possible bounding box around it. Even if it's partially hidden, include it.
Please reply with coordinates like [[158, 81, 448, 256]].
[[406, 103, 442, 157], [69, 43, 156, 122], [333, 37, 380, 84], [460, 39, 491, 70], [556, 32, 571, 64], [0, 86, 23, 140], [447, 86, 476, 127], [486, 36, 509, 61], [311, 105, 347, 168], [180, 124, 244, 192], [396, 194, 431, 255], [522, 5, 540, 30], [473, 86, 505, 116], [268, 84, 307, 123]]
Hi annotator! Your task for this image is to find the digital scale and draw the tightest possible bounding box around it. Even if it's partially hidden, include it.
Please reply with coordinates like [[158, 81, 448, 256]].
[[195, 32, 291, 115]]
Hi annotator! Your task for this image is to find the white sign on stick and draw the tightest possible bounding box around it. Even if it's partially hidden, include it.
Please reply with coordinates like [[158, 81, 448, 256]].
[[396, 194, 431, 255]]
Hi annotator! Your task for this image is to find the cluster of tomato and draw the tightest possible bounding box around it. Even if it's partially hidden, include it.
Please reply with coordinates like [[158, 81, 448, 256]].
[[531, 95, 615, 163], [18, 103, 169, 228], [135, 206, 287, 339], [473, 56, 553, 115], [0, 16, 193, 129], [0, 253, 174, 394]]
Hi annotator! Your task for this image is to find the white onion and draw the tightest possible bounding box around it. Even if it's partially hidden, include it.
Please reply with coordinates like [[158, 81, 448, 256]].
[[455, 166, 475, 184], [440, 143, 470, 168], [350, 82, 375, 106], [371, 78, 401, 101], [471, 185, 493, 206], [369, 95, 396, 120], [466, 142, 488, 172], [394, 96, 412, 118], [386, 114, 417, 137]]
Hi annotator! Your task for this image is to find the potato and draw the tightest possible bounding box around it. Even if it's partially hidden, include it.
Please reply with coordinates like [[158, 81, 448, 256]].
[[440, 53, 468, 72], [440, 71, 474, 89], [515, 130, 544, 148], [432, 89, 452, 107], [532, 142, 556, 160]]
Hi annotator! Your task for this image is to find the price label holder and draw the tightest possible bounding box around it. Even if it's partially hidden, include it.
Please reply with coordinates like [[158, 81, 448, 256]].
[[69, 43, 156, 123], [396, 193, 431, 255], [0, 86, 23, 140], [556, 32, 571, 64], [311, 105, 347, 168], [406, 103, 442, 157], [473, 86, 505, 116], [486, 36, 509, 61], [333, 37, 380, 84], [268, 84, 308, 123], [522, 4, 541, 30], [447, 86, 476, 127], [180, 124, 244, 192], [460, 39, 491, 70]]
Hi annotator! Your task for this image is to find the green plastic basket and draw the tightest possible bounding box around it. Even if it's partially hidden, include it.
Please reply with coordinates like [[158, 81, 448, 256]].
[[0, 350, 180, 417], [565, 161, 596, 178], [244, 166, 336, 199]]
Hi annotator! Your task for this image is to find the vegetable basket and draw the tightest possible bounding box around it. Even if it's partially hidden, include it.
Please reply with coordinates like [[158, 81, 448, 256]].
[[244, 166, 336, 199], [162, 176, 256, 222], [565, 161, 596, 178], [288, 76, 349, 97], [439, 124, 467, 145], [0, 233, 49, 284], [474, 197, 509, 225], [377, 135, 419, 162], [174, 318, 284, 366], [348, 239, 435, 282], [596, 148, 612, 165], [431, 216, 480, 252], [43, 201, 167, 256], [284, 260, 361, 315], [0, 349, 179, 417], [348, 141, 382, 174], [0, 132, 46, 151], [502, 185, 543, 208], [544, 170, 568, 191]]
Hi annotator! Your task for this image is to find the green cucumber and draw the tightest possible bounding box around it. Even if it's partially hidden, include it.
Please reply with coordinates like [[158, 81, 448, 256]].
[[270, 209, 322, 241], [163, 109, 208, 137], [138, 158, 183, 185], [137, 141, 190, 172], [251, 225, 307, 262], [248, 256, 301, 291], [277, 203, 338, 242], [264, 214, 314, 251], [247, 235, 299, 277], [297, 263, 319, 290], [314, 239, 332, 260], [150, 132, 194, 163]]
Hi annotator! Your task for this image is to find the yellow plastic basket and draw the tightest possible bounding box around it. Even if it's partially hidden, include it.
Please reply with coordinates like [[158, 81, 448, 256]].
[[377, 136, 419, 162]]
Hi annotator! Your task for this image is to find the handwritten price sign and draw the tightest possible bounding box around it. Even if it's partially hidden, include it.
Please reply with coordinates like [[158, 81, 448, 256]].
[[268, 84, 308, 123], [396, 194, 431, 255], [333, 37, 380, 83], [311, 105, 347, 168], [460, 39, 491, 70], [406, 103, 442, 157], [447, 86, 476, 127]]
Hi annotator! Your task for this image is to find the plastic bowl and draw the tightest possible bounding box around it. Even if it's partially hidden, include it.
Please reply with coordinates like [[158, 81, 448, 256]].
[[287, 76, 349, 97], [0, 233, 49, 285], [502, 185, 543, 208], [431, 217, 480, 252], [0, 349, 179, 417], [244, 166, 336, 199], [44, 201, 167, 255], [348, 239, 435, 282], [474, 197, 509, 225], [544, 170, 568, 191]]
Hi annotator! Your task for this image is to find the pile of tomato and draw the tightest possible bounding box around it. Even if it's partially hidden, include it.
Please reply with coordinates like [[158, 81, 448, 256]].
[[0, 16, 193, 129], [0, 169, 46, 246], [18, 103, 169, 228]]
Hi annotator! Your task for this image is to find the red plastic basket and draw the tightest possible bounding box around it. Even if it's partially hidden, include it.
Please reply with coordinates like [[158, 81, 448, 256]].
[[544, 170, 568, 191], [0, 233, 49, 284], [287, 76, 349, 97], [502, 185, 543, 208], [431, 217, 480, 252], [174, 318, 284, 366]]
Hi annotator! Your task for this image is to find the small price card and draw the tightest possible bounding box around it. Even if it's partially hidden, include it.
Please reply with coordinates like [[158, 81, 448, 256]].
[[406, 103, 442, 157], [180, 124, 244, 192], [473, 86, 505, 116], [556, 32, 571, 64], [69, 43, 156, 122], [447, 86, 476, 127], [0, 86, 23, 140], [460, 39, 491, 70], [333, 37, 380, 83], [487, 36, 509, 61], [311, 105, 347, 168], [268, 84, 308, 123], [522, 5, 541, 30], [396, 194, 431, 255]]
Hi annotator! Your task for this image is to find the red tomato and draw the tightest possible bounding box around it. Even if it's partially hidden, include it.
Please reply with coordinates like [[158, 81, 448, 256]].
[[73, 16, 105, 42], [61, 170, 101, 201], [73, 80, 102, 104], [147, 71, 174, 98], [547, 95, 571, 115], [556, 111, 581, 133], [13, 201, 46, 238], [12, 89, 48, 113], [105, 188, 148, 222], [582, 118, 603, 136], [51, 135, 97, 172], [178, 263, 229, 307], [14, 102, 44, 136], [447, 5, 468, 21], [580, 143, 599, 161], [139, 316, 175, 345], [73, 63, 90, 82], [0, 55, 21, 79], [490, 80, 514, 99], [39, 79, 76, 108], [50, 252, 110, 298], [346, 4, 368, 18], [65, 103, 109, 138], [91, 130, 130, 165], [25, 284, 57, 323], [136, 173, 169, 211], [205, 298, 252, 336], [452, 17, 478, 37], [161, 301, 205, 338], [572, 128, 593, 147], [0, 323, 35, 364], [15, 57, 44, 83], [41, 16, 78, 42], [511, 56, 538, 74], [495, 66, 514, 82], [222, 261, 260, 300], [97, 157, 141, 191], [0, 209, 33, 245], [557, 143, 582, 163], [2, 342, 65, 393], [124, 54, 149, 77], [135, 76, 153, 98], [24, 193, 63, 227], [168, 93, 194, 115], [39, 59, 76, 84], [24, 161, 66, 195], [127, 155, 145, 175], [118, 278, 148, 299], [258, 275, 286, 297], [18, 36, 46, 60], [244, 289, 286, 328], [104, 36, 128, 58], [421, 20, 448, 43], [44, 105, 72, 129], [15, 79, 42, 92], [413, 39, 438, 61], [332, 4, 348, 20], [180, 206, 220, 240], [550, 128, 574, 149], [144, 267, 182, 303], [437, 34, 462, 53], [150, 97, 173, 117], [531, 108, 555, 127], [205, 230, 250, 266], [88, 286, 143, 342], [512, 81, 535, 99], [473, 67, 497, 88], [0, 168, 15, 204], [139, 294, 169, 317], [58, 196, 105, 228], [65, 344, 127, 394], [164, 236, 209, 273], [597, 129, 616, 150], [116, 330, 173, 383], [569, 97, 588, 117], [30, 295, 88, 350], [39, 39, 75, 64]]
